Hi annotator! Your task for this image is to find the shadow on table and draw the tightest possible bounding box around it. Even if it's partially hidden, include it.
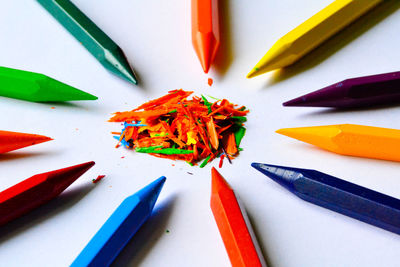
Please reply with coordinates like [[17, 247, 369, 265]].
[[111, 195, 177, 267], [295, 102, 400, 119], [0, 183, 94, 244], [0, 151, 56, 161], [246, 211, 273, 267], [213, 0, 234, 79], [265, 1, 400, 87]]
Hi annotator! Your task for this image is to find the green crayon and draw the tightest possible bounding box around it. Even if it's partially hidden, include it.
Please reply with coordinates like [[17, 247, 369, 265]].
[[37, 0, 138, 84], [0, 66, 97, 102]]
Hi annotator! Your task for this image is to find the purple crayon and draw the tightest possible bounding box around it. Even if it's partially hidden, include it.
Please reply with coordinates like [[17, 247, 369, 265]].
[[284, 71, 400, 108]]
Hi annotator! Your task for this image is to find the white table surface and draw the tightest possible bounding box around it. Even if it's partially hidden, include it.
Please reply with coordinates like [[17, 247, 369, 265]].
[[1, 1, 400, 266]]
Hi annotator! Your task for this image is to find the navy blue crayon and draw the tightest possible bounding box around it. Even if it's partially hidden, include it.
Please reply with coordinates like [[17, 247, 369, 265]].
[[252, 163, 400, 235]]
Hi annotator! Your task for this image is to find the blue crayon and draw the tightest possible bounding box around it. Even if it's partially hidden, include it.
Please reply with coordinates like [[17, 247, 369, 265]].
[[252, 163, 400, 235], [71, 176, 166, 266]]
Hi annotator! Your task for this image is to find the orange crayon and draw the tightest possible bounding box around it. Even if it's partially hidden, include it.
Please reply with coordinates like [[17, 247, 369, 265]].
[[210, 168, 266, 267], [277, 124, 400, 162], [0, 130, 52, 153], [192, 0, 220, 73]]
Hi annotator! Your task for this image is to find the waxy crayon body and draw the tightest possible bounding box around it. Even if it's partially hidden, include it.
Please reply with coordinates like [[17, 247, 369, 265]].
[[192, 0, 220, 73], [211, 168, 266, 267], [247, 0, 382, 78], [0, 67, 97, 102], [277, 124, 400, 162], [284, 71, 400, 108], [71, 177, 166, 267], [0, 130, 52, 153], [37, 0, 138, 84], [252, 163, 400, 235], [0, 161, 95, 226]]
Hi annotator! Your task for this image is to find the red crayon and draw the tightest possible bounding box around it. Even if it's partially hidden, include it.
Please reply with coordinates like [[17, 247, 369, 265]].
[[210, 168, 266, 267], [192, 0, 220, 73], [0, 161, 95, 226], [0, 130, 52, 153]]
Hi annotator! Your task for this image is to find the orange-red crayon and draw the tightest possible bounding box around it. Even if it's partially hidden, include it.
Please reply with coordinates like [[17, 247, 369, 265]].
[[210, 168, 266, 267], [192, 0, 220, 73], [0, 130, 52, 153], [0, 161, 95, 226]]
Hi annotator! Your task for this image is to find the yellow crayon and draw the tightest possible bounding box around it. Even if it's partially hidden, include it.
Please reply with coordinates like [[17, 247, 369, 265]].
[[247, 0, 382, 78], [277, 124, 400, 162]]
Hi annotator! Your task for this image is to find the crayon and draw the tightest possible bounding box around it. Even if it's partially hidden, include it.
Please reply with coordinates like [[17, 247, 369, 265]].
[[192, 0, 220, 73], [284, 71, 400, 108], [37, 0, 138, 84], [252, 163, 400, 235], [210, 168, 266, 267], [247, 0, 382, 78], [277, 124, 400, 162], [0, 161, 95, 226], [0, 130, 52, 153], [71, 176, 166, 266], [0, 66, 97, 102]]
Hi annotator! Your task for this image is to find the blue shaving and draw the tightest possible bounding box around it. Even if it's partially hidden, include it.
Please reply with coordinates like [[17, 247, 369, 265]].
[[114, 121, 146, 148], [124, 121, 146, 127]]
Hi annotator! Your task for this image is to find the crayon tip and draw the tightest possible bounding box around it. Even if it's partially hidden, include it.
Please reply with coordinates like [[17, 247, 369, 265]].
[[246, 68, 259, 79], [103, 48, 138, 85], [251, 163, 298, 192], [31, 134, 53, 145], [134, 176, 166, 210], [38, 77, 98, 102], [283, 88, 336, 107], [193, 32, 219, 73], [283, 96, 305, 107], [211, 167, 231, 194], [0, 131, 53, 153], [276, 125, 341, 153], [44, 161, 95, 190], [247, 41, 294, 78]]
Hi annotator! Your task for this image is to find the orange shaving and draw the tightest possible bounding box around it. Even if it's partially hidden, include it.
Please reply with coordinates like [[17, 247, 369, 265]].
[[110, 90, 249, 167]]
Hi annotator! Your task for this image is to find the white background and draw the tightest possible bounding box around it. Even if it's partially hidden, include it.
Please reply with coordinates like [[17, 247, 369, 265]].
[[0, 0, 400, 266]]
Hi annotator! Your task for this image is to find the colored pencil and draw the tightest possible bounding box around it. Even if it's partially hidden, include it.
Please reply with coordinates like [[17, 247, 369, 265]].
[[37, 0, 138, 84], [192, 0, 220, 73], [0, 130, 52, 153], [277, 124, 400, 162], [284, 71, 400, 108], [71, 176, 166, 266], [210, 168, 266, 267], [0, 66, 97, 102], [0, 161, 95, 226], [247, 0, 382, 78], [252, 163, 400, 235]]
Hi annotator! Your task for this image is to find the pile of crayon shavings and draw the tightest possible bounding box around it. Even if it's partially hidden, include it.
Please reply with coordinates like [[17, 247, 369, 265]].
[[109, 89, 249, 167]]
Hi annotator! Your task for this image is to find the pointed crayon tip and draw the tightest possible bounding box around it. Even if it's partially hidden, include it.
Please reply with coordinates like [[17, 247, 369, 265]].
[[275, 128, 291, 136], [124, 71, 138, 85], [247, 41, 296, 78], [276, 125, 341, 152], [44, 161, 95, 190], [104, 48, 138, 85], [0, 131, 53, 153], [251, 163, 298, 192], [117, 62, 138, 85], [134, 176, 166, 210], [30, 134, 53, 144], [246, 68, 259, 79], [283, 87, 338, 107], [283, 96, 305, 107], [193, 32, 219, 73], [38, 77, 98, 102], [211, 167, 231, 194]]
